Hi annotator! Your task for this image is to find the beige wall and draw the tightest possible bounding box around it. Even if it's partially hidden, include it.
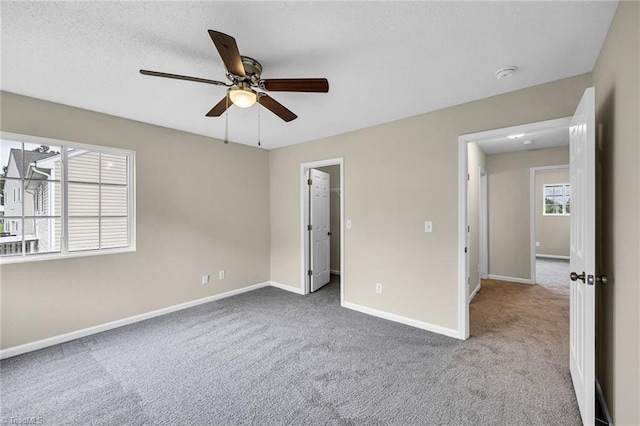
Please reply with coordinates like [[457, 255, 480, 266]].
[[592, 1, 640, 424], [486, 147, 569, 281], [270, 74, 591, 331], [467, 142, 486, 294], [316, 165, 341, 272], [0, 91, 271, 350], [535, 169, 570, 257]]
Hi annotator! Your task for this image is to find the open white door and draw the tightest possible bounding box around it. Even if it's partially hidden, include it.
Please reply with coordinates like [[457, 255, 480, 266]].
[[569, 87, 595, 425], [309, 169, 330, 292]]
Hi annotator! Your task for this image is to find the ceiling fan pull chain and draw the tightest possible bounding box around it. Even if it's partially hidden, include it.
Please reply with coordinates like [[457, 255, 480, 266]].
[[257, 97, 261, 147], [224, 95, 229, 144]]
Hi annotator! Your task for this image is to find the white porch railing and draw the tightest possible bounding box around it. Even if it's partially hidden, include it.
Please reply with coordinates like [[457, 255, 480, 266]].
[[0, 235, 38, 255]]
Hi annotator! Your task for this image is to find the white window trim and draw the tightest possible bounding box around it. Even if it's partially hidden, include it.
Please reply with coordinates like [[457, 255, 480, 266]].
[[0, 132, 136, 264], [543, 183, 570, 216]]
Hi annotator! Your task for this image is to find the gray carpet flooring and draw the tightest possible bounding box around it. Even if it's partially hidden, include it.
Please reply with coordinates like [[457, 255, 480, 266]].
[[1, 274, 580, 425], [536, 257, 570, 291]]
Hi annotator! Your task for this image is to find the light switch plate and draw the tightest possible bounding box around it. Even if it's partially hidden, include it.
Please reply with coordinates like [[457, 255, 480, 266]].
[[346, 220, 352, 230], [425, 221, 433, 232]]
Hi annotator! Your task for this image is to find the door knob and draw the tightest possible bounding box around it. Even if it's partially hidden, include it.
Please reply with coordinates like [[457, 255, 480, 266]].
[[570, 272, 585, 282], [596, 275, 608, 285], [327, 232, 332, 236]]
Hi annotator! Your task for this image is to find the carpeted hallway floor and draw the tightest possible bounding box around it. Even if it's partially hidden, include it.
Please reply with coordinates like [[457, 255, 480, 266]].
[[1, 274, 579, 425], [536, 257, 570, 292]]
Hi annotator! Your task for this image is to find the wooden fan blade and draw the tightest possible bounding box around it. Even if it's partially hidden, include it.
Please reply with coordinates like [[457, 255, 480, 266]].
[[259, 95, 297, 122], [208, 30, 245, 77], [206, 96, 231, 117], [140, 70, 228, 86], [260, 78, 329, 93]]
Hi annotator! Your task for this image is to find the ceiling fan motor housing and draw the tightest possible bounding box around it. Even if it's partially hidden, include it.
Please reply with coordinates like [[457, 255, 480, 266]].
[[226, 56, 263, 86]]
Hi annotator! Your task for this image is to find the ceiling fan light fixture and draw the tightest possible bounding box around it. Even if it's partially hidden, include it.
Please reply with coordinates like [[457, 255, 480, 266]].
[[229, 86, 257, 108]]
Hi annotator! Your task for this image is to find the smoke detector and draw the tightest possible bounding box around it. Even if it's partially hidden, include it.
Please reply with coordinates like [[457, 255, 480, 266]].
[[496, 66, 518, 79]]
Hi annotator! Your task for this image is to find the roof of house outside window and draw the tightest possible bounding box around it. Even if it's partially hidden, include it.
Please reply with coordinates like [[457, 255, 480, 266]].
[[6, 148, 58, 178]]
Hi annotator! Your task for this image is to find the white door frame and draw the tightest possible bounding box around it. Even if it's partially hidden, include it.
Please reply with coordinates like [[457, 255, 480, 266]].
[[457, 116, 571, 339], [300, 158, 345, 304], [479, 167, 488, 279], [530, 164, 570, 285]]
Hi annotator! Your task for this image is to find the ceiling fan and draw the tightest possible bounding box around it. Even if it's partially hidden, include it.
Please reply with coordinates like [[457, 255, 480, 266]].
[[140, 30, 329, 122]]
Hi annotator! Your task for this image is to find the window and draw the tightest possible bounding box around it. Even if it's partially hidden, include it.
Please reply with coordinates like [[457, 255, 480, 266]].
[[543, 183, 570, 215], [0, 133, 135, 262]]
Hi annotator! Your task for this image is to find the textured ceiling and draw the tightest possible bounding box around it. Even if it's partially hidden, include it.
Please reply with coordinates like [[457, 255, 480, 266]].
[[1, 1, 617, 149], [475, 127, 569, 155]]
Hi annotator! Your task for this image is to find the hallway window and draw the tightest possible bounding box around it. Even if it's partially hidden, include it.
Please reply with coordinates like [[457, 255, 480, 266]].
[[543, 184, 570, 215]]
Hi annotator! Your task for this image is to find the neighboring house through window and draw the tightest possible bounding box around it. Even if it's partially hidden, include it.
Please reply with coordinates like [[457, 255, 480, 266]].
[[544, 183, 571, 215], [0, 133, 135, 261]]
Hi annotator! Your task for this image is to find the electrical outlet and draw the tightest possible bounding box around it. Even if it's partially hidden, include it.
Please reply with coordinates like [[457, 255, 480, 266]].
[[219, 270, 225, 280], [346, 219, 352, 230], [425, 221, 433, 233], [202, 274, 209, 285], [375, 283, 382, 294], [536, 241, 541, 247]]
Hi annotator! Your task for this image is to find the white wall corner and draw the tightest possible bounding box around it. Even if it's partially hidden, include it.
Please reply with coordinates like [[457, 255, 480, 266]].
[[488, 274, 534, 285], [342, 301, 462, 340], [270, 281, 305, 295], [469, 283, 482, 301]]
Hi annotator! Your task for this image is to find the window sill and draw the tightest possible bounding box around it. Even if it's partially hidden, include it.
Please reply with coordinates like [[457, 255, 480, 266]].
[[0, 246, 135, 265]]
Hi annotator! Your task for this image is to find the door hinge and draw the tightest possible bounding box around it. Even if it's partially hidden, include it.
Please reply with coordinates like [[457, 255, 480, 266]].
[[467, 173, 470, 181], [308, 224, 312, 231], [468, 225, 470, 232], [465, 247, 468, 253], [307, 178, 312, 185], [308, 269, 312, 276]]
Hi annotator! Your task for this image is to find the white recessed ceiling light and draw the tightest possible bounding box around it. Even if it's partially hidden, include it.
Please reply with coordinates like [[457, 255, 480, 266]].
[[523, 140, 533, 145], [507, 133, 525, 139], [496, 66, 518, 79]]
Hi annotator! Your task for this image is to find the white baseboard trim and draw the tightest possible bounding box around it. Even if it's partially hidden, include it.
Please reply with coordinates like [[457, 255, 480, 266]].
[[330, 269, 341, 276], [596, 378, 613, 425], [469, 283, 481, 301], [342, 301, 461, 340], [488, 274, 533, 285], [270, 281, 305, 295], [536, 254, 570, 260], [0, 281, 271, 360]]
